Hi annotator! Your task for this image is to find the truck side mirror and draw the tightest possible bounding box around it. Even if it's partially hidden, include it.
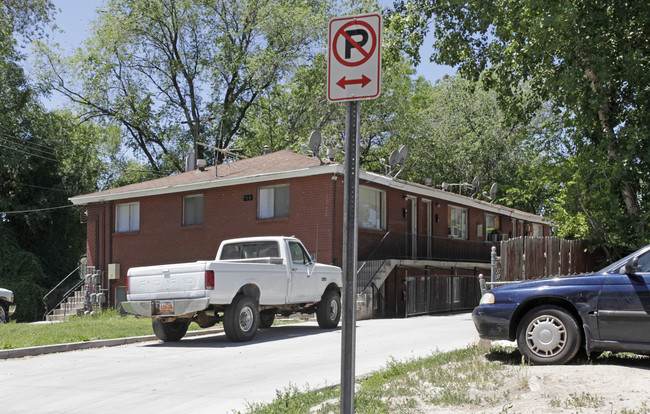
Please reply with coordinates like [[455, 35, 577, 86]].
[[619, 257, 640, 276]]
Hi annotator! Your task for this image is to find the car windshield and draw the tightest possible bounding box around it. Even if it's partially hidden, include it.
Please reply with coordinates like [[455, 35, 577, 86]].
[[600, 245, 650, 273]]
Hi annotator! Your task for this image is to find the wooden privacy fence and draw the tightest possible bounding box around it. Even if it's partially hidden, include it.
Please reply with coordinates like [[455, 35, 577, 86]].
[[499, 237, 595, 281]]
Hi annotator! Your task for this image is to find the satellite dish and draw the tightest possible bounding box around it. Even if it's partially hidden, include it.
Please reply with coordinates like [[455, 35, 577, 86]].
[[471, 176, 479, 198], [388, 150, 399, 169], [397, 145, 409, 166], [308, 130, 322, 155], [442, 182, 449, 191], [489, 183, 498, 203]]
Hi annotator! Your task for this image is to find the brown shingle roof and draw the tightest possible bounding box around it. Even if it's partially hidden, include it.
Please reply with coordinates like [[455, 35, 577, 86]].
[[71, 150, 331, 203]]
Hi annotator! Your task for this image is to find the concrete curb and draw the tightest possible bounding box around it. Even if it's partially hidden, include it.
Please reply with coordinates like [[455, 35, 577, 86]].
[[0, 327, 224, 360]]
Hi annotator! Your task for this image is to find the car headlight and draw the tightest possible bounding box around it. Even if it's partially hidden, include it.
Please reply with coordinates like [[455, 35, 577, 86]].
[[479, 292, 495, 305]]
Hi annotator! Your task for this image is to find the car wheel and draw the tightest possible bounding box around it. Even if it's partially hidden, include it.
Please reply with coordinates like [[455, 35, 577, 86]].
[[259, 310, 275, 329], [152, 318, 190, 342], [517, 305, 581, 365], [0, 304, 7, 323], [317, 290, 341, 329], [224, 295, 259, 342]]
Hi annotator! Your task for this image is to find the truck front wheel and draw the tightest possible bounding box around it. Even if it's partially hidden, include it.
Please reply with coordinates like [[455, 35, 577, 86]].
[[224, 295, 259, 342], [152, 318, 190, 342], [317, 290, 341, 329]]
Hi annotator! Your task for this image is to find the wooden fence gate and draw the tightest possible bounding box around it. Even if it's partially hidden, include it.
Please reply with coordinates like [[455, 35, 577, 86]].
[[499, 236, 597, 281]]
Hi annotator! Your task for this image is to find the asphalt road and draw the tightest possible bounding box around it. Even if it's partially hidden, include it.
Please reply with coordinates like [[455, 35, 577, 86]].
[[0, 313, 477, 413]]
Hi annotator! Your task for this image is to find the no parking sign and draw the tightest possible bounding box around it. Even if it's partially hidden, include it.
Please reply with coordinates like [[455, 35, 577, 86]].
[[327, 13, 382, 102]]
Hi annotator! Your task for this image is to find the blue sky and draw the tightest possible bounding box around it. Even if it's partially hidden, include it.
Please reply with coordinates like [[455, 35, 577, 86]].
[[42, 0, 453, 108]]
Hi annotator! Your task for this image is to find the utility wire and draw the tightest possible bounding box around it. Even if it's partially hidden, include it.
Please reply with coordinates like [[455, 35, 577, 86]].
[[0, 131, 59, 155], [0, 205, 76, 215], [0, 141, 59, 162]]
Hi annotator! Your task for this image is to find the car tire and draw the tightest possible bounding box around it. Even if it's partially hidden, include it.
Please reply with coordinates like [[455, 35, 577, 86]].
[[152, 318, 190, 342], [316, 289, 341, 329], [517, 305, 581, 365], [224, 295, 259, 342], [259, 310, 275, 329], [0, 303, 7, 323]]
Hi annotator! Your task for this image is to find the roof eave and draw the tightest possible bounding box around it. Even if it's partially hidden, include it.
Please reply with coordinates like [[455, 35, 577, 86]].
[[69, 163, 343, 206]]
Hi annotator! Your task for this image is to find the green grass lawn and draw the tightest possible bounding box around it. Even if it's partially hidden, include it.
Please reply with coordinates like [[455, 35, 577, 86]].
[[0, 309, 207, 349], [0, 309, 305, 350]]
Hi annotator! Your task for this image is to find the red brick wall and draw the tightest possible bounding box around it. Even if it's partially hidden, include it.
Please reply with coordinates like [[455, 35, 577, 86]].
[[83, 172, 549, 306], [87, 174, 339, 288]]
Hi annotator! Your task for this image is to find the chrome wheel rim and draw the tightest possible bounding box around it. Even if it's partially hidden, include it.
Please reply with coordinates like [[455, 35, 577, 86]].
[[328, 299, 339, 321], [239, 306, 254, 332], [525, 314, 567, 358]]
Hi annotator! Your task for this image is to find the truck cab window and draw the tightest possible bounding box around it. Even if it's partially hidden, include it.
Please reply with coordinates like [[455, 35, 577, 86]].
[[288, 241, 310, 265]]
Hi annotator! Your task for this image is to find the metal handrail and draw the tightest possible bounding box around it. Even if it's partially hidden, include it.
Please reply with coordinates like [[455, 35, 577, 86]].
[[357, 232, 393, 294], [357, 232, 499, 294], [43, 264, 83, 319]]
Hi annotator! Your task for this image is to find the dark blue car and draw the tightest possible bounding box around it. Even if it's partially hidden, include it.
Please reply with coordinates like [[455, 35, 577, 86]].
[[473, 244, 650, 364]]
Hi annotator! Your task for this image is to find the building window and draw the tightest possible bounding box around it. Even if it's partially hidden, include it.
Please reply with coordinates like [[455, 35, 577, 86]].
[[183, 194, 203, 226], [448, 205, 467, 239], [359, 186, 385, 230], [115, 202, 139, 233], [532, 223, 543, 237], [258, 184, 290, 219], [485, 213, 501, 242]]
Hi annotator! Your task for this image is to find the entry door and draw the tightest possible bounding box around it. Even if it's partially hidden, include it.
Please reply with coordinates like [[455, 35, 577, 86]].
[[287, 241, 318, 303], [597, 251, 650, 342]]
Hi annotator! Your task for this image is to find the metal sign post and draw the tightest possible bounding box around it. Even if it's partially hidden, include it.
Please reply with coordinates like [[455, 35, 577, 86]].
[[341, 100, 360, 413], [327, 13, 381, 414]]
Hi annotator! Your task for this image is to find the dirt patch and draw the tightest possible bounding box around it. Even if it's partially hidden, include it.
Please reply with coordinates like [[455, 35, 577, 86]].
[[421, 349, 650, 414]]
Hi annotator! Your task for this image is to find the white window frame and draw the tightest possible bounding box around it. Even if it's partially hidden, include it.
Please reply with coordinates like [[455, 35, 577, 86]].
[[115, 202, 139, 233], [359, 186, 386, 230], [448, 205, 468, 239], [258, 184, 290, 219], [183, 194, 204, 226], [485, 213, 500, 242]]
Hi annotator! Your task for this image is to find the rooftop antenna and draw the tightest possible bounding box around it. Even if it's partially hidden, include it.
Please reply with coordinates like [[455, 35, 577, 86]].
[[307, 130, 324, 164], [489, 182, 498, 203], [388, 149, 399, 175], [470, 176, 479, 198], [393, 145, 409, 178]]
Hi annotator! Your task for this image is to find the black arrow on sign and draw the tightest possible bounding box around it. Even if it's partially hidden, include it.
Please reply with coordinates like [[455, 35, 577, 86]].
[[336, 75, 371, 89]]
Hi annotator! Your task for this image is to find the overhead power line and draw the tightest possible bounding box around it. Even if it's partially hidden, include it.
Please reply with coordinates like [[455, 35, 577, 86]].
[[0, 205, 75, 215]]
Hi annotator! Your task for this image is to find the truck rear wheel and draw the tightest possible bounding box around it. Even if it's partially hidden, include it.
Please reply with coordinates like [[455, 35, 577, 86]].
[[224, 295, 259, 342], [317, 290, 341, 329], [259, 310, 276, 329], [152, 318, 190, 342]]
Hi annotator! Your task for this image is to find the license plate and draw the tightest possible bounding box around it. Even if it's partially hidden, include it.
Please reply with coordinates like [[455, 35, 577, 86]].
[[155, 300, 174, 315]]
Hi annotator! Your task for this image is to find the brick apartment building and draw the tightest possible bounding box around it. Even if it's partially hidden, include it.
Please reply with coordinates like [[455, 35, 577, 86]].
[[70, 150, 549, 318]]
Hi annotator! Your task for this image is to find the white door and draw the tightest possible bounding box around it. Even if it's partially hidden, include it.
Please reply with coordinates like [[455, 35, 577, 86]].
[[287, 241, 319, 302]]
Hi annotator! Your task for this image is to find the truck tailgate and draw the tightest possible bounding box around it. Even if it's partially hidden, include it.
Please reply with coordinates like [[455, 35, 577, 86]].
[[127, 261, 209, 301]]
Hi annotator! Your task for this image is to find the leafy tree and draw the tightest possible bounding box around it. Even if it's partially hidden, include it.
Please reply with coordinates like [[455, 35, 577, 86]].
[[35, 0, 333, 178], [402, 76, 527, 199], [388, 0, 650, 255], [236, 52, 435, 173], [1, 0, 109, 320]]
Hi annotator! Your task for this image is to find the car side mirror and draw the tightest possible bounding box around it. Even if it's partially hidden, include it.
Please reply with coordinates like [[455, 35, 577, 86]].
[[619, 257, 640, 276]]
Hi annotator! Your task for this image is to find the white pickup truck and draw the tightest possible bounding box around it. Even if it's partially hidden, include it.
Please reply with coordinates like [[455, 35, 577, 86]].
[[122, 236, 342, 342]]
